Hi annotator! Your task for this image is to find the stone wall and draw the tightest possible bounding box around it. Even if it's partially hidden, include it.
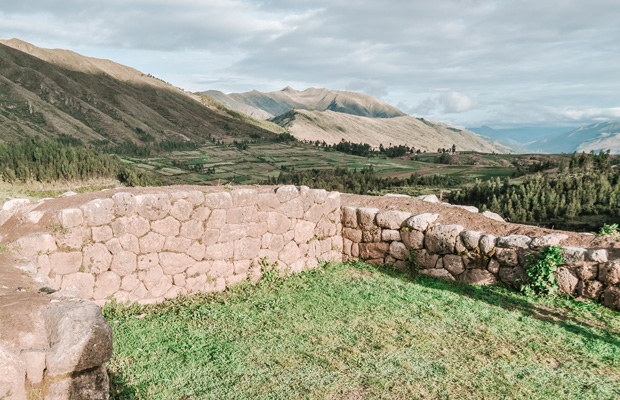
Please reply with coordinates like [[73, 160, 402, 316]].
[[12, 186, 342, 306], [341, 206, 620, 310]]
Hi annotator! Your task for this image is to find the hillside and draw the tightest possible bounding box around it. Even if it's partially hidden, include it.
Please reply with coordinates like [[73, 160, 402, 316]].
[[529, 121, 620, 154], [0, 39, 280, 145], [271, 108, 510, 152], [203, 86, 407, 119]]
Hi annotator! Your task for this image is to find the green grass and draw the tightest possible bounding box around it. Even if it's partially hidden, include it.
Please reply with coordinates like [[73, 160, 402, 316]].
[[105, 262, 620, 399]]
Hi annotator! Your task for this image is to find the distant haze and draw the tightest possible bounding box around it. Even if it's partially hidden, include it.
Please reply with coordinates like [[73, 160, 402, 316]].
[[0, 1, 618, 130]]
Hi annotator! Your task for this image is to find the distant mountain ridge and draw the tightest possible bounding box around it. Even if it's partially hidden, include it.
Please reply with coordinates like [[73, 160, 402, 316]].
[[0, 38, 279, 144], [529, 121, 620, 154], [203, 87, 407, 120]]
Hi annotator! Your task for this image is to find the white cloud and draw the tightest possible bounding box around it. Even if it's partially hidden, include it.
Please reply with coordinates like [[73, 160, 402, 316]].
[[438, 92, 477, 114]]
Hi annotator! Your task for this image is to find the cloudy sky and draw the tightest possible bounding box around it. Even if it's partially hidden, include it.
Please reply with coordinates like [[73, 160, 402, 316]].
[[1, 0, 619, 128]]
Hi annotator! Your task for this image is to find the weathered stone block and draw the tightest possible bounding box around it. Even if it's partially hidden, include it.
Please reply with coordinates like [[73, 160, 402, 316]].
[[58, 208, 84, 228], [180, 220, 205, 240], [495, 248, 518, 267], [83, 243, 112, 274], [187, 190, 205, 205], [55, 226, 90, 250], [112, 192, 137, 216], [487, 258, 500, 274], [424, 224, 464, 254], [481, 210, 504, 222], [577, 280, 604, 300], [459, 269, 497, 285], [247, 222, 268, 238], [110, 251, 137, 276], [530, 233, 568, 249], [557, 267, 578, 295], [42, 299, 113, 376], [92, 225, 113, 243], [231, 188, 258, 207], [275, 185, 299, 203], [304, 204, 324, 223], [210, 260, 234, 278], [599, 261, 620, 285], [279, 242, 301, 265], [267, 212, 291, 234], [204, 192, 233, 209], [401, 230, 424, 249], [479, 234, 496, 255], [389, 241, 409, 261], [206, 209, 227, 229], [419, 268, 454, 280], [576, 264, 598, 281], [357, 207, 379, 230], [50, 252, 83, 275], [135, 194, 171, 220], [187, 242, 206, 261], [295, 220, 316, 244], [219, 224, 247, 242], [586, 249, 608, 263], [163, 236, 192, 253], [93, 271, 121, 300], [414, 249, 439, 269], [139, 232, 166, 253], [362, 228, 382, 243], [281, 198, 304, 218], [151, 216, 180, 237], [562, 247, 586, 265], [191, 206, 212, 221], [497, 235, 531, 249], [234, 237, 261, 260], [381, 229, 401, 242], [461, 231, 481, 250], [603, 286, 620, 311], [170, 199, 193, 221], [403, 213, 439, 232], [15, 233, 58, 257], [228, 206, 259, 224], [138, 253, 159, 270], [341, 206, 358, 228], [376, 210, 411, 230], [257, 192, 280, 211], [205, 243, 234, 260], [359, 242, 389, 260], [443, 254, 465, 275], [119, 233, 140, 254], [23, 350, 46, 384], [159, 252, 194, 275], [81, 198, 114, 226], [61, 272, 95, 298]]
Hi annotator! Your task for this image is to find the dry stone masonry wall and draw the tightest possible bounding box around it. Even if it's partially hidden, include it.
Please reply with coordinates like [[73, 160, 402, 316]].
[[341, 206, 620, 310], [12, 186, 342, 306]]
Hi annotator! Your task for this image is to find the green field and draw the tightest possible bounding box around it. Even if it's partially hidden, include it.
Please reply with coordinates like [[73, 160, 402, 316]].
[[105, 261, 620, 400]]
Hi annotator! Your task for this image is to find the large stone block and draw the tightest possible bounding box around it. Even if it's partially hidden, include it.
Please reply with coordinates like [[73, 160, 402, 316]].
[[55, 226, 90, 250], [281, 198, 304, 218], [496, 235, 531, 249], [163, 236, 192, 253], [376, 210, 411, 230], [61, 272, 95, 298], [42, 299, 113, 376], [93, 271, 121, 300], [401, 230, 424, 249], [279, 242, 301, 265], [495, 248, 518, 267], [180, 220, 205, 239], [577, 280, 604, 300], [139, 232, 166, 253], [14, 233, 58, 258], [205, 243, 234, 260], [110, 251, 137, 276], [206, 209, 227, 229], [304, 204, 324, 223], [459, 269, 497, 285], [92, 225, 113, 243], [119, 233, 140, 254], [187, 242, 206, 261], [443, 254, 465, 276], [227, 206, 259, 224], [83, 243, 112, 274], [403, 213, 439, 232], [231, 188, 258, 207], [219, 224, 247, 242], [599, 261, 620, 285], [159, 252, 194, 275], [576, 264, 598, 281], [362, 228, 382, 243], [257, 192, 280, 211], [50, 252, 83, 275], [562, 247, 586, 265], [112, 192, 137, 216], [557, 267, 578, 295], [381, 229, 401, 242], [267, 212, 291, 234], [275, 185, 299, 203], [205, 192, 233, 209], [419, 268, 454, 280], [414, 249, 440, 269], [341, 206, 358, 228], [191, 206, 212, 221], [234, 237, 261, 260], [424, 224, 464, 254], [359, 242, 389, 260], [479, 234, 496, 255], [138, 253, 159, 270], [294, 220, 316, 244], [135, 194, 171, 220], [389, 241, 410, 261], [460, 231, 482, 250], [151, 216, 180, 237], [81, 198, 115, 226], [357, 207, 379, 230], [603, 286, 620, 311], [586, 249, 608, 263], [530, 233, 568, 249], [343, 228, 362, 243], [58, 208, 84, 228], [170, 199, 193, 221]]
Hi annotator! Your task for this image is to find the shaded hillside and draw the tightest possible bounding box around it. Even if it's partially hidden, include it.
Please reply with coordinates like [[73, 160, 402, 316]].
[[203, 86, 407, 119], [271, 109, 510, 153], [0, 39, 279, 145], [530, 121, 620, 154]]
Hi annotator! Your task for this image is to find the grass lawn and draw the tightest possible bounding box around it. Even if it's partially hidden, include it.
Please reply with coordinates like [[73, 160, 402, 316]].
[[105, 262, 620, 400]]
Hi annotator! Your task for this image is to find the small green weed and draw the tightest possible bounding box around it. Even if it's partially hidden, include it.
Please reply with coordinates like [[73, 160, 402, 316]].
[[598, 223, 620, 237], [408, 247, 419, 277], [522, 245, 564, 296]]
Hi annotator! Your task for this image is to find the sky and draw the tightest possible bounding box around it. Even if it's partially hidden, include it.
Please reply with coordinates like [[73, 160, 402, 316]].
[[0, 0, 619, 128]]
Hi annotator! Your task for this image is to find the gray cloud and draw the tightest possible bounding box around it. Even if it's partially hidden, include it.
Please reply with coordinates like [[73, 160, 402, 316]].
[[0, 0, 619, 127]]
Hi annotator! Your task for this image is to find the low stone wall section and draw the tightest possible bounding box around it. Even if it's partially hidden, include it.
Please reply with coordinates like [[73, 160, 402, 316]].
[[11, 186, 342, 305], [341, 206, 620, 310]]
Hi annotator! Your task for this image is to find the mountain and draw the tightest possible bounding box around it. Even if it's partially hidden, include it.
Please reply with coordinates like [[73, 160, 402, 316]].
[[529, 121, 620, 154], [271, 109, 510, 153], [203, 87, 407, 119], [467, 125, 575, 147], [0, 38, 280, 144]]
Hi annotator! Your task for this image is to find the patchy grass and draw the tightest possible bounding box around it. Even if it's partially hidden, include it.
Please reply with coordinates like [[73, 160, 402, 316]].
[[105, 262, 620, 399]]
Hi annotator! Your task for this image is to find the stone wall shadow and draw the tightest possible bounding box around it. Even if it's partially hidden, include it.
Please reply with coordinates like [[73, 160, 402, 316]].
[[372, 264, 620, 349]]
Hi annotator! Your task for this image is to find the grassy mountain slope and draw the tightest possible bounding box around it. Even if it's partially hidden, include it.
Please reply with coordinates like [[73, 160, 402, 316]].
[[0, 39, 280, 144], [202, 86, 407, 119], [271, 109, 509, 153], [530, 121, 620, 154]]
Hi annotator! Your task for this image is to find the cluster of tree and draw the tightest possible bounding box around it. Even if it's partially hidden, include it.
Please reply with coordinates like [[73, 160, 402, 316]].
[[512, 159, 559, 177], [312, 139, 419, 158], [450, 151, 619, 228], [101, 138, 202, 157], [0, 137, 157, 187], [265, 167, 458, 195]]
